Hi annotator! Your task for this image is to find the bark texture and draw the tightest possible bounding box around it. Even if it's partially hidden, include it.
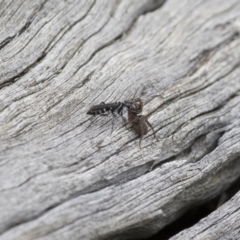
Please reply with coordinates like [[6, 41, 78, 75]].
[[1, 0, 240, 239]]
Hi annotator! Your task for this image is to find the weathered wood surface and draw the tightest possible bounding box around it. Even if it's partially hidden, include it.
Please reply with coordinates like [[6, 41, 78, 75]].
[[170, 191, 240, 240], [0, 0, 240, 239]]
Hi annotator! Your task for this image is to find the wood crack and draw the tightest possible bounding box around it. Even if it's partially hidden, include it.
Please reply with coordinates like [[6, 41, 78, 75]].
[[0, 0, 47, 50]]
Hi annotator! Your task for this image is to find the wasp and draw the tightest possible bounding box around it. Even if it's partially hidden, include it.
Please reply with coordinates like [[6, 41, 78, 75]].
[[86, 100, 136, 133]]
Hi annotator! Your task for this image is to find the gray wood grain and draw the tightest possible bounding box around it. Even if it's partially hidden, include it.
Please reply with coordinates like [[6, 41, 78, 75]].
[[170, 191, 240, 240], [0, 0, 240, 239]]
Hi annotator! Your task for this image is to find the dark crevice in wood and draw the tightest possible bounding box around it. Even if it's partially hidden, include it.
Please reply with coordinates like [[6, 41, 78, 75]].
[[148, 176, 240, 240], [0, 36, 14, 50], [103, 154, 240, 240]]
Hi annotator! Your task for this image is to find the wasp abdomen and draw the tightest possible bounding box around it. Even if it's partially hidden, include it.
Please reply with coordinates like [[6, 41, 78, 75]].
[[87, 102, 123, 116]]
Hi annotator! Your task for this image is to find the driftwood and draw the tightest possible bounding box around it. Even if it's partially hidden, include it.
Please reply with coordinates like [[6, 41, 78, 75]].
[[170, 191, 240, 240], [0, 0, 240, 239]]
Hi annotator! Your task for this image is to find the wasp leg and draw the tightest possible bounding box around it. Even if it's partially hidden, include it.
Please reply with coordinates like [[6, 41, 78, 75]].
[[110, 112, 117, 136], [99, 111, 109, 116], [119, 112, 129, 130]]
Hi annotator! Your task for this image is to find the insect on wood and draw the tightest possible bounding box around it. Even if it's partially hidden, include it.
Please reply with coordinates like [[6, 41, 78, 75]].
[[86, 89, 157, 148], [127, 98, 157, 149], [86, 100, 133, 133]]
